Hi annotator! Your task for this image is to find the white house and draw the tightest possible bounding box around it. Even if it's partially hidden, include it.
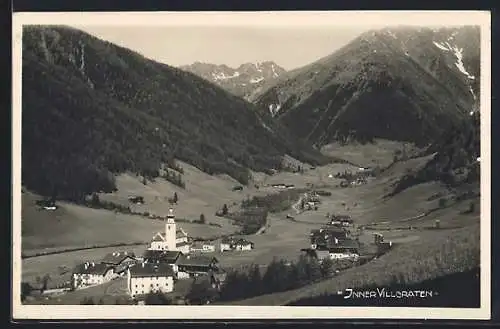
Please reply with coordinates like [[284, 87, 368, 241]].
[[328, 240, 360, 261], [72, 262, 115, 289], [149, 208, 191, 254], [127, 263, 175, 298], [219, 237, 234, 252], [234, 239, 254, 251], [219, 237, 254, 252], [191, 242, 216, 253]]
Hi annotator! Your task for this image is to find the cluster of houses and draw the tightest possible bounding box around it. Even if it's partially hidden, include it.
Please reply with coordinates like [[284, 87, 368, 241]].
[[219, 237, 255, 252], [70, 208, 252, 301], [338, 167, 375, 188], [301, 192, 321, 211], [71, 251, 137, 289], [305, 214, 360, 262]]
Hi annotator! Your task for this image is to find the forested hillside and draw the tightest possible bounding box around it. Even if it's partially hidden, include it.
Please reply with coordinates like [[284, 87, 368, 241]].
[[22, 26, 327, 200]]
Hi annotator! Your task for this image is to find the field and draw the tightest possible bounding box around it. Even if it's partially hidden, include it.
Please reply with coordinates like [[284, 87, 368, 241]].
[[20, 142, 481, 304], [22, 190, 237, 256]]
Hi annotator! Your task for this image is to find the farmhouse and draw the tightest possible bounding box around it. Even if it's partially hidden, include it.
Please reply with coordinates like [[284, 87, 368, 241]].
[[328, 239, 360, 260], [175, 255, 220, 279], [220, 237, 234, 252], [374, 233, 393, 254], [101, 251, 137, 276], [328, 215, 354, 227], [36, 199, 57, 211], [191, 242, 216, 253], [127, 263, 175, 298], [72, 262, 115, 289], [310, 227, 349, 249], [149, 208, 191, 254], [233, 239, 254, 251], [219, 237, 254, 252]]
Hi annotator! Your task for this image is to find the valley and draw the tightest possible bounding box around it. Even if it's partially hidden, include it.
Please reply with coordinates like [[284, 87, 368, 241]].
[[21, 139, 480, 306], [18, 24, 483, 308]]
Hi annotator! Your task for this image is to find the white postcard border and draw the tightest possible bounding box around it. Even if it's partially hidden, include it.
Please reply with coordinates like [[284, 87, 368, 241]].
[[11, 10, 492, 320]]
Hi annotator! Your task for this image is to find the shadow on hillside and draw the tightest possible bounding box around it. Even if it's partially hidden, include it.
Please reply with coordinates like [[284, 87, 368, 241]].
[[288, 268, 480, 308]]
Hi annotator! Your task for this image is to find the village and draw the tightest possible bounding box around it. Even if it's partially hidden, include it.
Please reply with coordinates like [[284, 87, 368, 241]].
[[21, 163, 400, 305]]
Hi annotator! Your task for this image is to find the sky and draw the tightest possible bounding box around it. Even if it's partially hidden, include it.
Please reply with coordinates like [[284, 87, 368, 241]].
[[74, 25, 369, 70]]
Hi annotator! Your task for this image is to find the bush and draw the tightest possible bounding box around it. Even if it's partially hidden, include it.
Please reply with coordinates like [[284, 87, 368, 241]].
[[144, 291, 172, 305], [438, 198, 448, 208], [21, 282, 33, 302], [80, 297, 95, 305]]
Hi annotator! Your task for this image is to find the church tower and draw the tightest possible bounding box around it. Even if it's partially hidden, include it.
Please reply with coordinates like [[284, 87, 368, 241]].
[[164, 208, 176, 250]]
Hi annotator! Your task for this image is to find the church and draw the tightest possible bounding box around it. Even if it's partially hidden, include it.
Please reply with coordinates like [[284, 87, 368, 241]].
[[149, 208, 191, 254]]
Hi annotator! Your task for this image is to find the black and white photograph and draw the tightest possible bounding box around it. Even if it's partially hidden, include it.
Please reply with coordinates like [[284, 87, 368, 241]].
[[12, 11, 491, 320]]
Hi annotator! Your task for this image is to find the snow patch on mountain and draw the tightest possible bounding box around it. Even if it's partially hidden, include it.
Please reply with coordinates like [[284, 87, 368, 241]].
[[271, 64, 279, 78], [452, 47, 475, 80], [250, 77, 264, 84], [433, 40, 475, 80], [212, 71, 241, 81], [433, 41, 449, 51]]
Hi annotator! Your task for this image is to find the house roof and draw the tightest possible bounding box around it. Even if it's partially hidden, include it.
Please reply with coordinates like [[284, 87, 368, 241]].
[[176, 241, 191, 247], [330, 215, 353, 221], [315, 250, 331, 259], [235, 239, 253, 246], [101, 251, 136, 265], [74, 263, 113, 275], [152, 233, 166, 242], [129, 263, 174, 278], [176, 255, 218, 267], [143, 250, 182, 263], [330, 239, 359, 251], [151, 228, 188, 242], [192, 242, 214, 249]]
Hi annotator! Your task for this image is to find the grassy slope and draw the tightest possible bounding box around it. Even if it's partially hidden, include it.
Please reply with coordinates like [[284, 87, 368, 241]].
[[22, 189, 237, 255], [225, 222, 479, 306]]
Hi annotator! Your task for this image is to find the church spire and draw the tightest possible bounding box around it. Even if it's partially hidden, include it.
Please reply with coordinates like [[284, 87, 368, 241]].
[[166, 208, 175, 224]]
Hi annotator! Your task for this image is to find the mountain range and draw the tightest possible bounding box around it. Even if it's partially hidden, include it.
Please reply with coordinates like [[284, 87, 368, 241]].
[[253, 26, 480, 148], [21, 26, 326, 200], [20, 25, 481, 200], [180, 61, 286, 100]]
